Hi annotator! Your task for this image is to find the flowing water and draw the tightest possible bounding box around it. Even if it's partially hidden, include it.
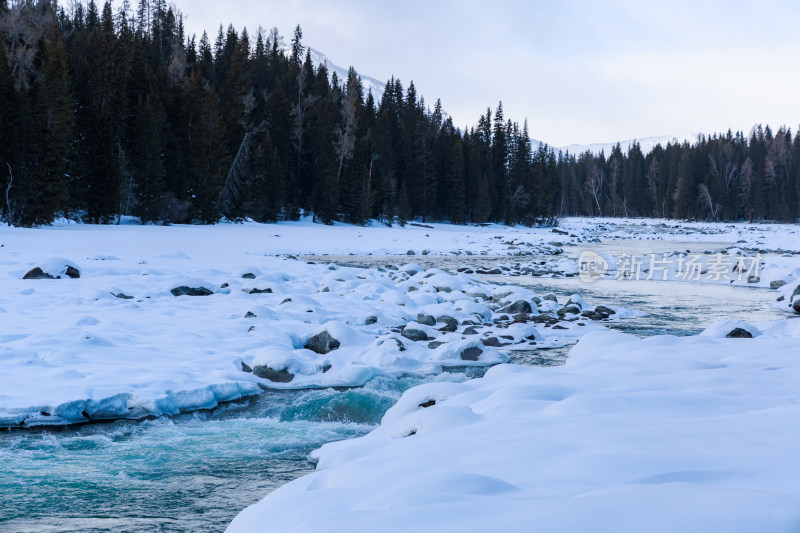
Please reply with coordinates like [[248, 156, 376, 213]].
[[1, 252, 789, 533], [0, 376, 468, 533]]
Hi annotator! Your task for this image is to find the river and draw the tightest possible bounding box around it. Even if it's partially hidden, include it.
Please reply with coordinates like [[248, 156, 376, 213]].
[[0, 253, 787, 533]]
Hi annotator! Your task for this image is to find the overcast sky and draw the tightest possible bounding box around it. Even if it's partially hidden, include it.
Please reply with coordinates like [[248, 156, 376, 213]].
[[166, 0, 800, 146]]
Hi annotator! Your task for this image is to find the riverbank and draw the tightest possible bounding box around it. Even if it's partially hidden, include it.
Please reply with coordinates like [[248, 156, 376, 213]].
[[1, 219, 631, 428], [228, 320, 800, 533]]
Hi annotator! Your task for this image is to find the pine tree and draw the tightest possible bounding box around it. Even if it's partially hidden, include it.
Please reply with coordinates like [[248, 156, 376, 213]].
[[674, 149, 695, 219], [0, 43, 17, 223], [130, 92, 166, 222], [23, 24, 75, 226], [79, 1, 127, 222], [186, 72, 226, 222]]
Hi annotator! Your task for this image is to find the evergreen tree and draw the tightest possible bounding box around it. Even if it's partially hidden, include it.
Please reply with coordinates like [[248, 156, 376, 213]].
[[0, 43, 17, 223], [23, 24, 75, 226], [130, 92, 166, 222], [674, 148, 695, 219]]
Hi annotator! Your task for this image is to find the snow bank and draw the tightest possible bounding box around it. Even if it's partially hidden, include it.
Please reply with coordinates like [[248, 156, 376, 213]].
[[228, 325, 800, 532], [0, 224, 624, 428]]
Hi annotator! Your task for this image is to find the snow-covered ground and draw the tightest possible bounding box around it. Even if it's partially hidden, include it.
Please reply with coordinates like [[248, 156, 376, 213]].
[[0, 219, 628, 428], [3, 216, 800, 531], [228, 319, 800, 533]]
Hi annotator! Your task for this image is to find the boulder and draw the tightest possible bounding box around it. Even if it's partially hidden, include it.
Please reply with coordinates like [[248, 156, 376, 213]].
[[462, 326, 480, 335], [436, 315, 459, 332], [245, 311, 257, 318], [543, 294, 558, 303], [252, 365, 294, 383], [428, 341, 445, 349], [416, 313, 436, 327], [402, 328, 429, 342], [595, 305, 616, 315], [460, 346, 483, 361], [501, 300, 533, 314], [793, 299, 800, 314], [770, 280, 787, 289], [171, 286, 213, 296], [23, 265, 80, 279], [247, 287, 273, 294], [557, 305, 581, 316], [726, 328, 753, 339], [481, 337, 510, 347], [241, 273, 256, 279], [365, 315, 378, 325], [305, 331, 341, 354]]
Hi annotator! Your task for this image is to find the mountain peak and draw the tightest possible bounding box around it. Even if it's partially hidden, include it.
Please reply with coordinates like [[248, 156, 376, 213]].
[[307, 48, 386, 103]]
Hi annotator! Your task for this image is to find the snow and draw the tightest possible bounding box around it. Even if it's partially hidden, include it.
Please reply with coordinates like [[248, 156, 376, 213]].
[[4, 214, 800, 530], [0, 220, 625, 428], [308, 48, 386, 104], [557, 132, 700, 156], [227, 322, 800, 532]]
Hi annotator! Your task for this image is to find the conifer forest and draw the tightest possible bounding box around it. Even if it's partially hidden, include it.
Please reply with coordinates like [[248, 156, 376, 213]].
[[2, 0, 800, 228]]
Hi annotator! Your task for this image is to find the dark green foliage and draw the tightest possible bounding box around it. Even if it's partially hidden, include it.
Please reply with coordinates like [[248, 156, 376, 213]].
[[2, 2, 799, 227], [22, 24, 74, 226]]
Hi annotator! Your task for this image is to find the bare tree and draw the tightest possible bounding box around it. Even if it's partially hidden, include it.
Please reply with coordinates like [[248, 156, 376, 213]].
[[334, 70, 359, 187], [765, 131, 790, 184], [509, 184, 530, 223], [1, 1, 57, 90], [698, 183, 720, 221], [4, 163, 13, 225], [219, 131, 252, 216], [291, 60, 318, 180], [586, 162, 603, 216]]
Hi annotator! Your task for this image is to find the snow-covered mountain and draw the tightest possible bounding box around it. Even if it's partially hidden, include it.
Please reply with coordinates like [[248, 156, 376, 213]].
[[557, 133, 700, 156], [308, 48, 703, 156], [308, 48, 386, 104]]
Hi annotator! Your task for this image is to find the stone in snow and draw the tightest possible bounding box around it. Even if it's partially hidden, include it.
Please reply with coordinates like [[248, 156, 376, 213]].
[[23, 265, 80, 279], [171, 286, 213, 296], [252, 365, 294, 383], [501, 300, 532, 314], [402, 328, 429, 342], [305, 330, 341, 354], [726, 328, 754, 339]]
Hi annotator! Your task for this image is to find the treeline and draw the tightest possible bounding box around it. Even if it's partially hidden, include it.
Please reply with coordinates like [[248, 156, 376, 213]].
[[1, 1, 798, 229], [559, 126, 800, 222], [0, 0, 559, 227]]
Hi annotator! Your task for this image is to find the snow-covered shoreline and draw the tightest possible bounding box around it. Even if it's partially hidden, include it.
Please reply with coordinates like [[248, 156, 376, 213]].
[[1, 219, 635, 428], [227, 320, 800, 532]]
